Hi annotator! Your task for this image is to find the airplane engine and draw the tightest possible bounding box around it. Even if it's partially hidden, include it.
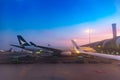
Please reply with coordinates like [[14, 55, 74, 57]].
[[102, 39, 113, 53], [101, 38, 120, 54], [102, 39, 111, 49]]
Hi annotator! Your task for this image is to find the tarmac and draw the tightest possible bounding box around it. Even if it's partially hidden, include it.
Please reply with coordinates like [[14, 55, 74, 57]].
[[0, 52, 120, 80], [0, 62, 120, 80]]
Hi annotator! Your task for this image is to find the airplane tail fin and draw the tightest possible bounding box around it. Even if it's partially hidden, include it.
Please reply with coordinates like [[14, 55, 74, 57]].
[[17, 35, 30, 47], [71, 40, 80, 50], [71, 40, 84, 54], [71, 40, 81, 54]]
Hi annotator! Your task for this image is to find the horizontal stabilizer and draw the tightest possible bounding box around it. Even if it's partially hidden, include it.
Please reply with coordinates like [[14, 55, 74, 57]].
[[10, 44, 23, 48], [30, 42, 37, 46]]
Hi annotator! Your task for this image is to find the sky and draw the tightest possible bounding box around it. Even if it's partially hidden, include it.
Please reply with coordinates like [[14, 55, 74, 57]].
[[0, 0, 120, 50]]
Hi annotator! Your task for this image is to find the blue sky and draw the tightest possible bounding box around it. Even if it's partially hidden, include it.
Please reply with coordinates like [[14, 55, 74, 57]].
[[0, 0, 120, 50]]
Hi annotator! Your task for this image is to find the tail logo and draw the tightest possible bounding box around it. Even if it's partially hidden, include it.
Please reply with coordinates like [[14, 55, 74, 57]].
[[20, 39, 26, 46]]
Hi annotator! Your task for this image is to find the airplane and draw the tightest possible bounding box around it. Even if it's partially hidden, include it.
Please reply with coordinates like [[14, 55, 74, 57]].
[[11, 35, 73, 57], [11, 35, 54, 57], [0, 48, 13, 53], [81, 23, 120, 55], [71, 40, 120, 61], [29, 41, 73, 57], [11, 35, 41, 51]]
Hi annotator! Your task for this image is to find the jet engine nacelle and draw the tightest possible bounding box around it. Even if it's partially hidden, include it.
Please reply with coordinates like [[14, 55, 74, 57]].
[[102, 37, 120, 49], [101, 37, 120, 54]]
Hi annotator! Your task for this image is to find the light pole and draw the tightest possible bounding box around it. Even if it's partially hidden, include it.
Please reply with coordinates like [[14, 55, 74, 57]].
[[85, 29, 92, 44]]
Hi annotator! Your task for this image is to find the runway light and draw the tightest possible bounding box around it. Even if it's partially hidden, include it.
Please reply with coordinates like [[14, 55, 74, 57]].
[[36, 50, 42, 54], [97, 45, 101, 48]]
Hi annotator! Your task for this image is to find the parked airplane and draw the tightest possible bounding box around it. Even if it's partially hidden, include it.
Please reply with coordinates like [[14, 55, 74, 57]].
[[11, 35, 73, 57], [0, 48, 13, 53], [29, 42, 73, 56], [82, 36, 120, 55], [71, 40, 120, 61], [82, 23, 120, 55], [11, 35, 54, 56]]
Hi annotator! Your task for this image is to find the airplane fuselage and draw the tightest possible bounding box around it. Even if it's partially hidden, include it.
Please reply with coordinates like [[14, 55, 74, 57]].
[[23, 46, 41, 51]]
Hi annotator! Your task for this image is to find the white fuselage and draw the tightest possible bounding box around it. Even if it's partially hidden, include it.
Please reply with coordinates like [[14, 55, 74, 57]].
[[24, 46, 41, 51]]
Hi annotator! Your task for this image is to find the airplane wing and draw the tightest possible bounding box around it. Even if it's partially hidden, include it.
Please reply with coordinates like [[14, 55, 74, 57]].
[[80, 51, 120, 61], [71, 39, 120, 61], [29, 42, 62, 52]]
